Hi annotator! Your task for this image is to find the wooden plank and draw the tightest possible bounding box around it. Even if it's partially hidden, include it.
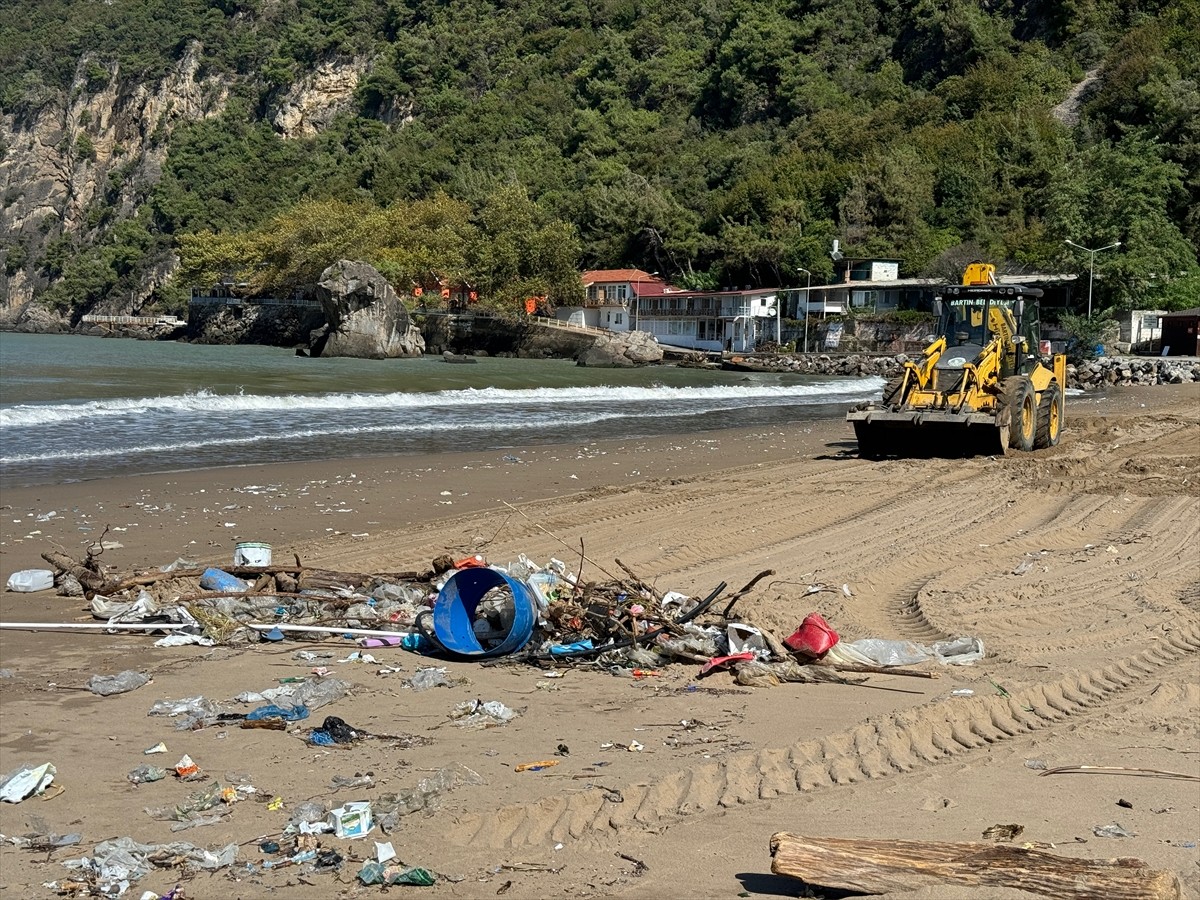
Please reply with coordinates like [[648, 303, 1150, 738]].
[[769, 832, 1183, 899]]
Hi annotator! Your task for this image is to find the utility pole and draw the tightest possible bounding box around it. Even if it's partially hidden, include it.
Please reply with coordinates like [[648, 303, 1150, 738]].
[[1064, 239, 1121, 319], [797, 267, 812, 354]]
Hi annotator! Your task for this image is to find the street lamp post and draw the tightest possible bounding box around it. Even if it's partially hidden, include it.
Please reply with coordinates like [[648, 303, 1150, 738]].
[[796, 267, 812, 354], [1064, 239, 1121, 319]]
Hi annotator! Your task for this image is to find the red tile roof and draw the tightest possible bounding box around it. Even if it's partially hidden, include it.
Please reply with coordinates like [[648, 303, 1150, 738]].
[[581, 269, 660, 284]]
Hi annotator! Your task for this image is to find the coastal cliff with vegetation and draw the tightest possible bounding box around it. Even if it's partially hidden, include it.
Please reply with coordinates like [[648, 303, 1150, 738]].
[[1, 0, 1197, 332]]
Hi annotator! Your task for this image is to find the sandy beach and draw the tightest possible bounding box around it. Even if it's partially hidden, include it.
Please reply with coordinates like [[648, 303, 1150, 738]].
[[1, 386, 1198, 899]]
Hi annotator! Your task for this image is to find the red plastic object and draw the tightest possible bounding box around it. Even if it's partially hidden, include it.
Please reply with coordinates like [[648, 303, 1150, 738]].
[[783, 612, 839, 658], [453, 554, 487, 569], [697, 651, 756, 677]]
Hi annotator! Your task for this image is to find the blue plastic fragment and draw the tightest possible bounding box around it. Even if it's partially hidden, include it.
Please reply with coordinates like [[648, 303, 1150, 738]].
[[262, 627, 285, 642], [549, 640, 594, 655], [308, 730, 335, 746], [246, 703, 309, 722]]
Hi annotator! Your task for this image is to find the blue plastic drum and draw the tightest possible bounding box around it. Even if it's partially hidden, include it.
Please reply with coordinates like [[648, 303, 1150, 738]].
[[432, 568, 537, 658]]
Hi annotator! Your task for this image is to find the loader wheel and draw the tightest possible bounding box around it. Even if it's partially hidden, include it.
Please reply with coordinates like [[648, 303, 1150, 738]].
[[853, 423, 884, 460], [881, 375, 908, 408], [1002, 376, 1037, 452], [1035, 383, 1064, 448]]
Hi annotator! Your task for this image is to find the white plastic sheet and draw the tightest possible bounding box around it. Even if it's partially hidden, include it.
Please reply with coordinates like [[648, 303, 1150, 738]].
[[828, 636, 985, 667], [0, 762, 56, 803]]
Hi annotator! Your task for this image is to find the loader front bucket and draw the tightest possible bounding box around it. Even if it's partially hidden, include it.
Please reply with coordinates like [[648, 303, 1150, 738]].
[[849, 409, 1007, 459]]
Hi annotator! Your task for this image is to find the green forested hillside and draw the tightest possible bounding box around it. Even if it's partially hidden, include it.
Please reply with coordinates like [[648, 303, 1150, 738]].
[[2, 0, 1197, 314]]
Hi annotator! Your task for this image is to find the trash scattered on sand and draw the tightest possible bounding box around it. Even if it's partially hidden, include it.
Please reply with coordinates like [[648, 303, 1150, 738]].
[[88, 671, 150, 696], [449, 699, 518, 728], [357, 861, 436, 886], [982, 823, 1024, 842], [0, 762, 57, 803], [1093, 822, 1137, 838]]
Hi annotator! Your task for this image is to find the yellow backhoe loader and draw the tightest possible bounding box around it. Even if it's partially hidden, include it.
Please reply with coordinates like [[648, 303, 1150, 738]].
[[846, 264, 1066, 458]]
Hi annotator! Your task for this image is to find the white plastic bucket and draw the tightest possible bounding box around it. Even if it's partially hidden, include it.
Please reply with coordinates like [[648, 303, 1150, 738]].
[[233, 542, 272, 567]]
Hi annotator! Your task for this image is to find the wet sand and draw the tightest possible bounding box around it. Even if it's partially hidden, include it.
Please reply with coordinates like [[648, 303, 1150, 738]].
[[1, 386, 1198, 899]]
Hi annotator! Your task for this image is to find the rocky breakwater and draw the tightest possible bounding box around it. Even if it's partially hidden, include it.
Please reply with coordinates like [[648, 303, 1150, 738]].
[[1068, 356, 1200, 389], [308, 260, 425, 359], [724, 353, 902, 377], [724, 352, 1199, 391]]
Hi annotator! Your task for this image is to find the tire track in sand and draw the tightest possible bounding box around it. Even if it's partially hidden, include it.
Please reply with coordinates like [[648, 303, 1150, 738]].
[[444, 626, 1199, 848]]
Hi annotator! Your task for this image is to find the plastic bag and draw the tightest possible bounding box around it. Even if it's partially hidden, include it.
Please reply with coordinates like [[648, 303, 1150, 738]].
[[373, 763, 483, 830], [147, 696, 217, 718], [783, 612, 840, 658], [829, 636, 985, 668], [624, 647, 663, 668], [330, 773, 375, 790], [449, 700, 517, 728], [127, 766, 167, 785], [832, 638, 931, 667], [146, 781, 223, 821], [286, 800, 329, 830], [245, 704, 309, 722], [262, 677, 350, 711], [656, 623, 722, 660], [930, 637, 985, 665], [407, 667, 450, 691], [88, 671, 150, 696], [357, 861, 436, 886]]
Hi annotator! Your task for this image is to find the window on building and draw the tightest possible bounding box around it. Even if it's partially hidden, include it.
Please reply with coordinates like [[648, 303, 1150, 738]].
[[587, 287, 597, 301], [615, 313, 623, 324], [606, 312, 611, 323], [613, 285, 628, 301]]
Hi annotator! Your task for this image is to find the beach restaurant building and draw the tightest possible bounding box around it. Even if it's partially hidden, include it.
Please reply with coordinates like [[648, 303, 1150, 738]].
[[561, 269, 780, 352]]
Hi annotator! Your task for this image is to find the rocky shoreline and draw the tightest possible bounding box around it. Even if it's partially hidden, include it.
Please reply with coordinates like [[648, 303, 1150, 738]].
[[4, 316, 1197, 388], [728, 352, 1200, 390]]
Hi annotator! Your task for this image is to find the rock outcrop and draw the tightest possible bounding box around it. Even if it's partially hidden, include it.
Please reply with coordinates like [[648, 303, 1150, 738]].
[[575, 329, 664, 367], [271, 58, 367, 139], [310, 260, 425, 359]]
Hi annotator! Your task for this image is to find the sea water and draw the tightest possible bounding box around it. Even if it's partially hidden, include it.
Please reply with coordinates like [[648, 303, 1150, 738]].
[[0, 333, 881, 485]]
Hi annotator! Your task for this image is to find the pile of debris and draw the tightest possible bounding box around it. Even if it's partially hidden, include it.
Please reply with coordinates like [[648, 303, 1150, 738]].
[[25, 542, 982, 685]]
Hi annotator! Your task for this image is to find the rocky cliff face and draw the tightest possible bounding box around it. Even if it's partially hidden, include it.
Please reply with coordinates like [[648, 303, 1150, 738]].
[[0, 44, 228, 316], [272, 58, 367, 139], [0, 48, 369, 327]]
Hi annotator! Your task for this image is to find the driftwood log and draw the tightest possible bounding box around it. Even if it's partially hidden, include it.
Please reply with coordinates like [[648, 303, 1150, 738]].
[[769, 833, 1184, 899], [41, 550, 113, 594]]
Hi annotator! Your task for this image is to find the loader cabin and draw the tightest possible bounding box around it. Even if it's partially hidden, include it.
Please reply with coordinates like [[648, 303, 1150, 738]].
[[932, 282, 1045, 382]]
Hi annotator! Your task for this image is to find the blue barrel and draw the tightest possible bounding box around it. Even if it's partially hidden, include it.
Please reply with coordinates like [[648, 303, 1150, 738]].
[[432, 568, 537, 658]]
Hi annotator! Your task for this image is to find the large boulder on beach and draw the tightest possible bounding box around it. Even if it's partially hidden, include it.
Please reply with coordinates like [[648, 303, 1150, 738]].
[[310, 260, 425, 359], [576, 329, 664, 368]]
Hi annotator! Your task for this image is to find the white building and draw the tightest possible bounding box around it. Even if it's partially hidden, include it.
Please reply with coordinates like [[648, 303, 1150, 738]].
[[559, 270, 780, 352]]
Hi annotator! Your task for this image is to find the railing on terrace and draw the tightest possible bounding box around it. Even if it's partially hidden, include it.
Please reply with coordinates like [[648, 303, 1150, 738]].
[[529, 316, 610, 334], [81, 314, 185, 326], [188, 295, 322, 308]]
